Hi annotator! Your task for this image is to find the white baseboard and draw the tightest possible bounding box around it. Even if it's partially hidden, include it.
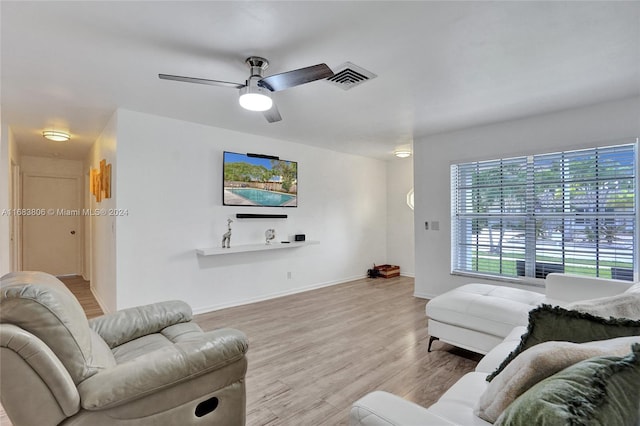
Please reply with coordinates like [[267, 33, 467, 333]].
[[192, 274, 366, 315], [91, 274, 415, 315], [413, 291, 436, 300]]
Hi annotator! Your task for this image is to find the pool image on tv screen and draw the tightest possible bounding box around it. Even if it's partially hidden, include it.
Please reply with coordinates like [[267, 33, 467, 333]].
[[223, 152, 298, 207]]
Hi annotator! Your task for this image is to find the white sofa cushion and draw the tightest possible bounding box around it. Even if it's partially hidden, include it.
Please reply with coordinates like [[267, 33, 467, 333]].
[[475, 326, 527, 374], [349, 391, 456, 426], [545, 273, 634, 302], [425, 284, 545, 338], [428, 373, 492, 426]]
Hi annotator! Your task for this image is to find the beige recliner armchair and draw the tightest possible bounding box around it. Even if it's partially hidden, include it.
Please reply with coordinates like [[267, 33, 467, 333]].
[[0, 271, 249, 426]]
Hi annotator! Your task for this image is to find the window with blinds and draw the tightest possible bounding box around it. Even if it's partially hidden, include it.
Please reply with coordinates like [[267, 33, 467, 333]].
[[451, 142, 637, 281]]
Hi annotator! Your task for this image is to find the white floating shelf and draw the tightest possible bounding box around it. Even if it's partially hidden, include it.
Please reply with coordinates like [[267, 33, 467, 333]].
[[196, 240, 319, 256]]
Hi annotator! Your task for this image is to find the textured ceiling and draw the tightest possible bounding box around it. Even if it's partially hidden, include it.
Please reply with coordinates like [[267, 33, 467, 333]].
[[2, 1, 639, 160]]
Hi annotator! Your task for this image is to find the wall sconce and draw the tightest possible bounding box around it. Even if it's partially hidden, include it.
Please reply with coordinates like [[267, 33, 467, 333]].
[[407, 188, 414, 210], [42, 130, 70, 142]]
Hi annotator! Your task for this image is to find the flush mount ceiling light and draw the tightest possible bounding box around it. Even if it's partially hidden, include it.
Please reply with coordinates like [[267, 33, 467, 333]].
[[394, 148, 412, 158], [238, 79, 273, 112], [42, 130, 70, 142]]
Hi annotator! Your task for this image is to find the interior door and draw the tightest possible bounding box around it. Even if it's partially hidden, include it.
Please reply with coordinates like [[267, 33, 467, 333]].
[[22, 174, 80, 275]]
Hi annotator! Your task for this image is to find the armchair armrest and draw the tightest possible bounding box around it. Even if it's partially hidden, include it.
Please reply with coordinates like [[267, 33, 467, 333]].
[[545, 273, 633, 303], [89, 300, 192, 348], [78, 328, 248, 410]]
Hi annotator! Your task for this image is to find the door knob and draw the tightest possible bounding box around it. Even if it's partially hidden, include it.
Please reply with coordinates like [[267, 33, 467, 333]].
[[70, 230, 76, 235]]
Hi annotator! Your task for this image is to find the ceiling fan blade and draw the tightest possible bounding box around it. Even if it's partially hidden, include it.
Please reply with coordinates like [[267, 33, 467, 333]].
[[263, 104, 282, 123], [159, 74, 244, 89], [258, 63, 334, 92]]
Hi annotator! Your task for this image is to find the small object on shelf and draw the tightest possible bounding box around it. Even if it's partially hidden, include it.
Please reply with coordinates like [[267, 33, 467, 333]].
[[265, 228, 276, 245], [373, 264, 400, 278], [221, 219, 233, 248], [294, 234, 306, 241]]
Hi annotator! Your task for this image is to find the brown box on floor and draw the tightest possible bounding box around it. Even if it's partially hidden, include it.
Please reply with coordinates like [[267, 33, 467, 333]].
[[374, 264, 400, 278]]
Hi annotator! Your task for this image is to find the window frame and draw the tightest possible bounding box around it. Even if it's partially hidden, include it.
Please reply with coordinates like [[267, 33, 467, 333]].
[[450, 140, 638, 284]]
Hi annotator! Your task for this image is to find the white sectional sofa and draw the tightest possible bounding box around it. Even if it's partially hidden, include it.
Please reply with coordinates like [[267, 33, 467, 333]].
[[426, 273, 634, 354], [350, 274, 640, 426]]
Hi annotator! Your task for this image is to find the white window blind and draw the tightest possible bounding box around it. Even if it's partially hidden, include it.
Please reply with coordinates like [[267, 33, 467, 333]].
[[451, 142, 637, 281]]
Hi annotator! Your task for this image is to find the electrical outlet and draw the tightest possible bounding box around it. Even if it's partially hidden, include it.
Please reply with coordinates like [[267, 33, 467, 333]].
[[424, 221, 429, 230], [432, 221, 440, 231], [287, 271, 292, 280]]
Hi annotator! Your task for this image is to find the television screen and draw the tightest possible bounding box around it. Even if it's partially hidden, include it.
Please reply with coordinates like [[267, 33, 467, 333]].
[[223, 152, 298, 207]]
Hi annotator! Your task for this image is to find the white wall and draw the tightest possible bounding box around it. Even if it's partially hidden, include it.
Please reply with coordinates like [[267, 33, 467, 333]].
[[386, 156, 415, 276], [0, 126, 21, 275], [0, 125, 10, 275], [85, 112, 118, 313], [20, 155, 83, 175], [7, 129, 21, 272], [113, 109, 387, 312], [414, 96, 640, 299]]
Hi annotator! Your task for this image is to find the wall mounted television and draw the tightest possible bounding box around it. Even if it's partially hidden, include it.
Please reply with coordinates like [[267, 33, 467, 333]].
[[223, 151, 298, 207]]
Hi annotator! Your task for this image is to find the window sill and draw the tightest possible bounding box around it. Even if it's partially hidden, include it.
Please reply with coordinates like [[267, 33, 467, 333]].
[[450, 270, 546, 289]]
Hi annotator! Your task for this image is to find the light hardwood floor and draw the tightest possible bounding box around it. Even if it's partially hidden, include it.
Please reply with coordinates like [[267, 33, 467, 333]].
[[1, 276, 480, 426], [57, 275, 104, 319], [197, 276, 481, 425]]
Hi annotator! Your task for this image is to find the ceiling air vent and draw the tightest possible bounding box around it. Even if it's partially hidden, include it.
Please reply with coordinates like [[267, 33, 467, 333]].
[[326, 62, 377, 90]]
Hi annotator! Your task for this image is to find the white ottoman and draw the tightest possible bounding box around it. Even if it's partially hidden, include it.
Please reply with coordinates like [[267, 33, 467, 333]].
[[425, 283, 545, 354]]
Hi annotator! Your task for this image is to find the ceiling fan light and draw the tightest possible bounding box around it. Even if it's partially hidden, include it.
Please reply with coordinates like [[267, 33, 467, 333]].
[[239, 93, 272, 111], [42, 130, 70, 142], [238, 85, 273, 112]]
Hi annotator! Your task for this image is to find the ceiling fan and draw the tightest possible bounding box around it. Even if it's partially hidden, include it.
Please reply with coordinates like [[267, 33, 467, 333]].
[[159, 57, 334, 123]]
